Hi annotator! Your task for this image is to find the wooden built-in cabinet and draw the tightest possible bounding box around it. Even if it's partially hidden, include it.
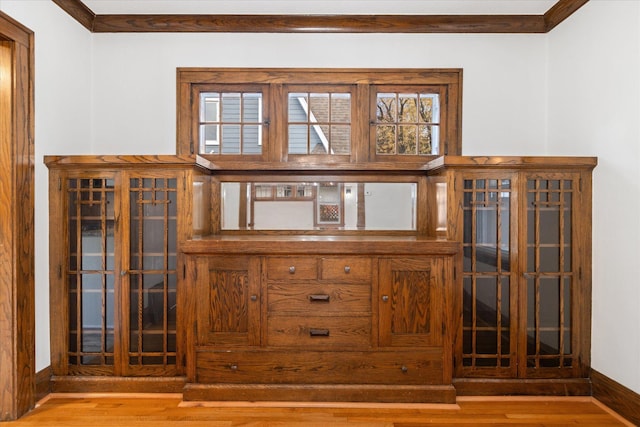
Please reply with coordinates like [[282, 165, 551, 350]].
[[426, 156, 596, 395], [46, 154, 596, 400], [182, 238, 458, 403], [45, 156, 211, 391]]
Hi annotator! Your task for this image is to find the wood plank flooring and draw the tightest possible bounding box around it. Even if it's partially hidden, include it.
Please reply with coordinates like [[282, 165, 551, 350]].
[[4, 394, 633, 426]]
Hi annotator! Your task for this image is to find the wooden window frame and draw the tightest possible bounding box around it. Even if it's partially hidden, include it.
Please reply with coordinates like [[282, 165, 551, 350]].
[[177, 68, 462, 166]]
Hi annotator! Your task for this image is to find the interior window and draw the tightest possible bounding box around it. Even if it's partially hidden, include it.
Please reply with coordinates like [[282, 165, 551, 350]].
[[179, 69, 461, 162], [198, 92, 263, 155]]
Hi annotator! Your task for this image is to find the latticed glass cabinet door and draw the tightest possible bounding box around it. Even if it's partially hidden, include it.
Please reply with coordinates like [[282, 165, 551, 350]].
[[66, 175, 118, 375], [54, 169, 184, 377], [455, 169, 590, 379], [459, 175, 517, 378], [520, 172, 586, 378], [126, 174, 179, 376]]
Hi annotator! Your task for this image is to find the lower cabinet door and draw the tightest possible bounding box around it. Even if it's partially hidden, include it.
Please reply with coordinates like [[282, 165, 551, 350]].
[[378, 257, 447, 348], [195, 256, 261, 347]]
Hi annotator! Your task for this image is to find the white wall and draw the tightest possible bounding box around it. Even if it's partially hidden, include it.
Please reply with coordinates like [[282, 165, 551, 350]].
[[548, 0, 640, 394], [0, 0, 93, 371], [91, 32, 548, 155]]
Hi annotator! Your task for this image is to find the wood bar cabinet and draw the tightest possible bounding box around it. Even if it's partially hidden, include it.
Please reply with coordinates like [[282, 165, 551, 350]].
[[46, 154, 596, 400]]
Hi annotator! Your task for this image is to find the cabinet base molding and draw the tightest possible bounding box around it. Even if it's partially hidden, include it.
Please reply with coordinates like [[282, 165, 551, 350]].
[[453, 378, 592, 396], [51, 376, 187, 394], [183, 383, 457, 404]]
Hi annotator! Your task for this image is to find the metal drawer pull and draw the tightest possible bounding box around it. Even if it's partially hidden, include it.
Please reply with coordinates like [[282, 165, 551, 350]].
[[229, 364, 238, 371], [382, 295, 389, 302], [309, 328, 330, 337], [344, 266, 351, 273], [309, 294, 330, 303], [289, 266, 296, 274], [250, 295, 257, 302], [401, 365, 408, 373]]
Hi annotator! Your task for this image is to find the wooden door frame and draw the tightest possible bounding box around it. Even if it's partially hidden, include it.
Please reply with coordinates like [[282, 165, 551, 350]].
[[0, 10, 35, 421]]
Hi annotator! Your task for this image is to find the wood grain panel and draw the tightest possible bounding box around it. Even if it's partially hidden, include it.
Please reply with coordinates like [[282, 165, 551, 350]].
[[266, 315, 371, 348], [0, 14, 34, 421], [195, 349, 445, 385], [267, 283, 370, 313]]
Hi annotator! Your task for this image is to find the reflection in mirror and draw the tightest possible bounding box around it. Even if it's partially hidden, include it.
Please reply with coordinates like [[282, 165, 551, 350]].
[[221, 181, 416, 231]]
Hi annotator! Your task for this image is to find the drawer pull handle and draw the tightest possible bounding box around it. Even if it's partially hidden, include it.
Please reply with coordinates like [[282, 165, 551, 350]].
[[382, 295, 389, 302], [289, 266, 296, 274], [309, 294, 330, 303], [229, 364, 238, 371], [309, 328, 330, 337], [250, 295, 257, 302], [344, 266, 351, 273], [401, 365, 408, 373]]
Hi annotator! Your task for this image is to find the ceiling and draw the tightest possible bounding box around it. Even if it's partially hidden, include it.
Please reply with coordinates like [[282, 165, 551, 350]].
[[52, 0, 590, 33]]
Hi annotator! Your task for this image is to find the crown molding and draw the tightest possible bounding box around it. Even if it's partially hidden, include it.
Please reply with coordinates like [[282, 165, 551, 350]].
[[53, 0, 588, 34]]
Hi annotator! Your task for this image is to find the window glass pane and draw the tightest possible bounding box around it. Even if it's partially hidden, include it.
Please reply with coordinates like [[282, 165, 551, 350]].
[[376, 125, 395, 154], [331, 93, 351, 123], [221, 124, 241, 154], [287, 90, 352, 156], [200, 93, 219, 122], [331, 125, 351, 155], [288, 124, 308, 154], [377, 93, 396, 123], [376, 91, 440, 156], [243, 93, 261, 122], [221, 93, 241, 122], [243, 125, 262, 154], [398, 125, 416, 154], [399, 93, 418, 122], [309, 93, 329, 122], [199, 91, 263, 155]]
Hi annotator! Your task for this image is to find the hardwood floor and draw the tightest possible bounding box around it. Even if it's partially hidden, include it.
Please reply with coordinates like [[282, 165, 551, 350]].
[[3, 394, 632, 426]]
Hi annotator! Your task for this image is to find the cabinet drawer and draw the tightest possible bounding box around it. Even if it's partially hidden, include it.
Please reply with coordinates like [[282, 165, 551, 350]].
[[196, 349, 445, 385], [268, 284, 370, 313], [321, 257, 371, 282], [267, 316, 371, 348], [267, 257, 317, 280]]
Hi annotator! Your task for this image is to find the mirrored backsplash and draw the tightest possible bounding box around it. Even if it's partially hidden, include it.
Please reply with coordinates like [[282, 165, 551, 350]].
[[221, 181, 417, 231]]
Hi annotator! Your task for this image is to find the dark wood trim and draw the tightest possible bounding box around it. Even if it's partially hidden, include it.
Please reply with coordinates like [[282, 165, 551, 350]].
[[53, 0, 588, 34], [51, 0, 95, 31], [35, 367, 52, 403], [0, 11, 35, 422], [453, 378, 592, 396], [92, 14, 547, 34], [591, 369, 640, 426], [544, 0, 590, 32]]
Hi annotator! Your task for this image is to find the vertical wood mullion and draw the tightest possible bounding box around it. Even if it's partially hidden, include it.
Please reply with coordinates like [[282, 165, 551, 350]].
[[496, 184, 503, 366], [74, 182, 82, 366], [100, 180, 108, 365], [558, 179, 566, 366], [136, 179, 144, 365], [534, 179, 541, 369], [163, 180, 170, 365], [470, 180, 478, 367]]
